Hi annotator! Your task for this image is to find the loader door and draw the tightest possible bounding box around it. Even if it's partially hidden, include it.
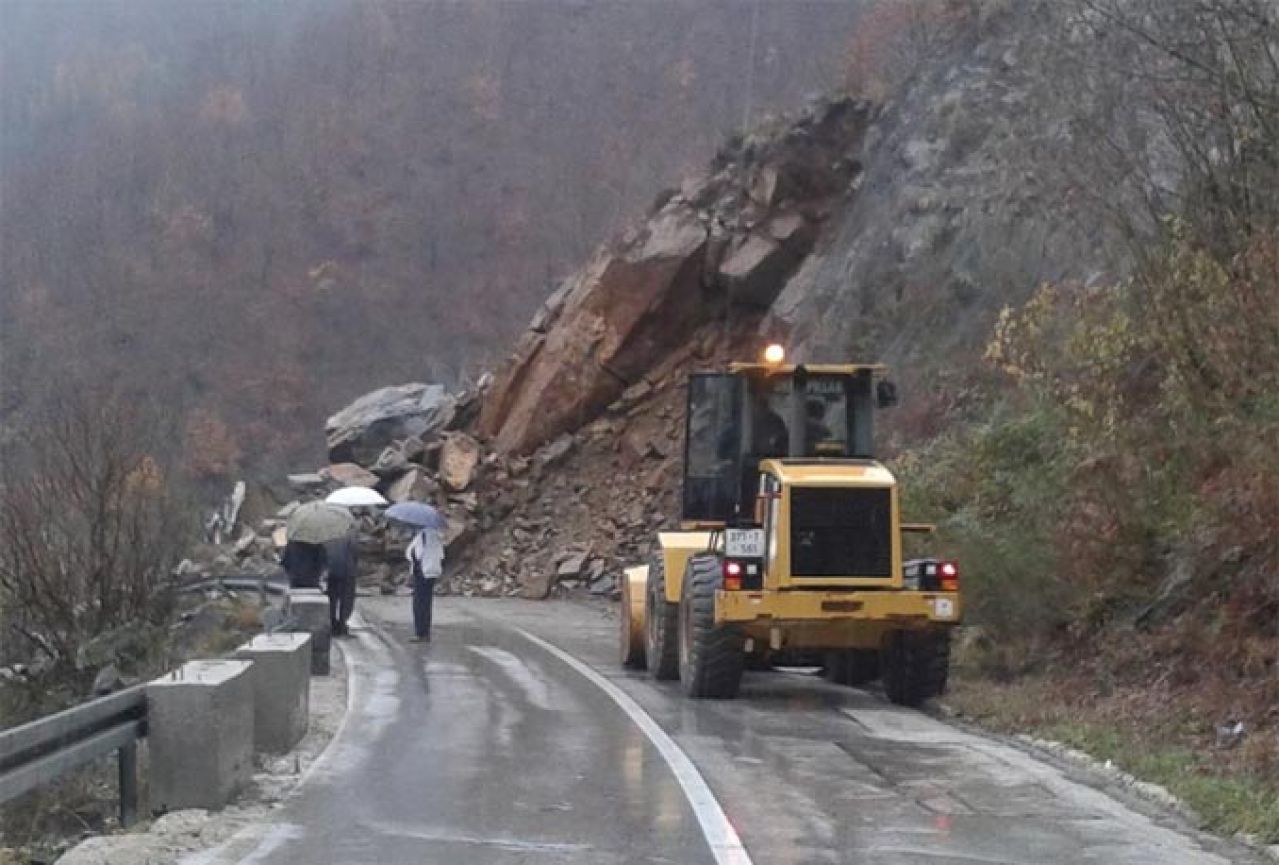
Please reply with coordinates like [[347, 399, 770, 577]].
[[683, 373, 743, 522]]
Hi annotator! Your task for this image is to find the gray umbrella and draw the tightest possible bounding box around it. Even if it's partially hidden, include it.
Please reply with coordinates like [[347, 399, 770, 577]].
[[385, 501, 447, 529], [287, 501, 356, 544]]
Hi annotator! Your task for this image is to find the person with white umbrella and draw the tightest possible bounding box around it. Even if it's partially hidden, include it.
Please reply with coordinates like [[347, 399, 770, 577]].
[[322, 487, 387, 637]]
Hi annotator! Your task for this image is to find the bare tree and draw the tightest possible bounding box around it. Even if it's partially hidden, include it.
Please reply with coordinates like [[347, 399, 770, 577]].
[[0, 391, 191, 715], [1048, 0, 1279, 251]]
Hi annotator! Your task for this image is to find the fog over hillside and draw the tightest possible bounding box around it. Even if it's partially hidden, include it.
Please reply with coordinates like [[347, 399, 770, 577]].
[[0, 0, 864, 474]]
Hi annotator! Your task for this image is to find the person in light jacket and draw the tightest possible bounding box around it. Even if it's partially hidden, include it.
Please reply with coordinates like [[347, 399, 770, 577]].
[[406, 526, 443, 642]]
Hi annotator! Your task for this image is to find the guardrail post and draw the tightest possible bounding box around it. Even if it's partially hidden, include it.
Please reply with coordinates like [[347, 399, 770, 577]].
[[148, 660, 255, 812], [285, 589, 332, 675], [118, 741, 138, 826]]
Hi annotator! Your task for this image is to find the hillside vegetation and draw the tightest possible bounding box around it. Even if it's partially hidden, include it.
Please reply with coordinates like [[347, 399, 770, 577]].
[[885, 0, 1279, 839]]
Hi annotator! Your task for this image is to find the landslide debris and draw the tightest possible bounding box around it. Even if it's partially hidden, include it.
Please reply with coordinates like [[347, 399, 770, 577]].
[[178, 383, 488, 596], [180, 97, 873, 600]]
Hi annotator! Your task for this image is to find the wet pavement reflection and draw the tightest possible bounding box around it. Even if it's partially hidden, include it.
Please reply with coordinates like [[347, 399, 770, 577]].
[[203, 597, 1260, 865]]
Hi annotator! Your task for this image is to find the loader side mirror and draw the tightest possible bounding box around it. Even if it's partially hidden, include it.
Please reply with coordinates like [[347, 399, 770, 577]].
[[876, 379, 899, 409]]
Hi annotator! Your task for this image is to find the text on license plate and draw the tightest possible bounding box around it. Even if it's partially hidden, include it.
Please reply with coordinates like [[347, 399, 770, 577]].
[[725, 528, 765, 558]]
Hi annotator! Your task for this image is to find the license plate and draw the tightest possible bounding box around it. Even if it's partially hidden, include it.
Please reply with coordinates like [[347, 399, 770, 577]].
[[932, 598, 955, 619], [725, 528, 765, 558]]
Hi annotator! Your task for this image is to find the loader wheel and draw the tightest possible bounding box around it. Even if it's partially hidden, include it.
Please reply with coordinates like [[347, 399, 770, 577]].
[[645, 554, 680, 681], [678, 554, 744, 699], [882, 630, 950, 707], [824, 649, 880, 687]]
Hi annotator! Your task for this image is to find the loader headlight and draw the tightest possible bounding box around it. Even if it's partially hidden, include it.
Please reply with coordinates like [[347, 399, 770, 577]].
[[763, 343, 785, 365], [939, 561, 959, 592], [723, 560, 744, 591]]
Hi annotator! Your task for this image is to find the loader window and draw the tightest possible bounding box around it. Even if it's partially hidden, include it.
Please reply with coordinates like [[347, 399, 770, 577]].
[[683, 373, 743, 522], [801, 376, 849, 455]]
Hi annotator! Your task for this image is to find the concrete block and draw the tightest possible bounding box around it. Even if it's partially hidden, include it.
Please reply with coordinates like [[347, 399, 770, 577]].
[[234, 633, 311, 753], [147, 660, 254, 813], [286, 588, 331, 675]]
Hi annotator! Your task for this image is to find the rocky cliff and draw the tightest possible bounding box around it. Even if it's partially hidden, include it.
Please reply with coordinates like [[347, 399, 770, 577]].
[[480, 98, 872, 454], [478, 3, 1130, 460]]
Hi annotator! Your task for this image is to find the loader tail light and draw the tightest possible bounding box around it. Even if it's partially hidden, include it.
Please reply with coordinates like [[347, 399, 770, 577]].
[[939, 560, 959, 592], [723, 560, 743, 591]]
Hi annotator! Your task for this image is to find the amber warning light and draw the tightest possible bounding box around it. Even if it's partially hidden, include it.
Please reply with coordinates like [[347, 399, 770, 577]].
[[763, 343, 785, 364]]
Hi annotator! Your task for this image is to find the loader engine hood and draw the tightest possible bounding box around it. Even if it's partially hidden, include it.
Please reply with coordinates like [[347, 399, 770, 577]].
[[759, 459, 901, 587], [762, 459, 896, 489]]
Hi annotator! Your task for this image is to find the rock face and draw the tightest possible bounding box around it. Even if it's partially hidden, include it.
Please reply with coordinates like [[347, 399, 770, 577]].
[[325, 384, 456, 465], [768, 6, 1127, 379], [479, 97, 872, 455]]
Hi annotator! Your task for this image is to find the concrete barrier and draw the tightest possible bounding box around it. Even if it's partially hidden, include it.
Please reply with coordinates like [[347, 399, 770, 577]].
[[235, 633, 311, 753], [286, 588, 331, 675], [147, 660, 254, 812]]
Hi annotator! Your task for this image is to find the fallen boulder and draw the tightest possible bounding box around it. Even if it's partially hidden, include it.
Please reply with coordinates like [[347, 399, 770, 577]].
[[321, 463, 379, 488], [520, 570, 557, 600], [287, 472, 326, 492], [386, 467, 436, 504], [439, 433, 481, 491], [479, 210, 709, 455], [325, 383, 456, 466]]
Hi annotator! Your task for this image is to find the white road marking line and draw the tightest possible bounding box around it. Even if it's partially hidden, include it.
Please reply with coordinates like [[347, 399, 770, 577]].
[[515, 628, 754, 865], [363, 819, 594, 853]]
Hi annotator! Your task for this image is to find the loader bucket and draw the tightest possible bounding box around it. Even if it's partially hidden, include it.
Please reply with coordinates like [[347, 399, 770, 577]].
[[619, 565, 648, 668]]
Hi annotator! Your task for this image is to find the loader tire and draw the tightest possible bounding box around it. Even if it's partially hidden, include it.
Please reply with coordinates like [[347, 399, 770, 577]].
[[824, 649, 881, 687], [678, 554, 744, 699], [645, 554, 680, 681], [882, 630, 950, 707]]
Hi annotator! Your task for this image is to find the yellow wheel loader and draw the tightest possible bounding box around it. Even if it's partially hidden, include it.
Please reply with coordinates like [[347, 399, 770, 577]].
[[619, 347, 960, 705]]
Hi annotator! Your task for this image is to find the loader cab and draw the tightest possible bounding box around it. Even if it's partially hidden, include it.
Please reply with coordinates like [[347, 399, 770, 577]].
[[682, 352, 894, 524]]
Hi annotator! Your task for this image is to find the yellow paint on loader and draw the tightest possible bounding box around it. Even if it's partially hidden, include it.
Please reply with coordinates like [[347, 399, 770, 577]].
[[619, 565, 648, 667], [657, 531, 712, 604]]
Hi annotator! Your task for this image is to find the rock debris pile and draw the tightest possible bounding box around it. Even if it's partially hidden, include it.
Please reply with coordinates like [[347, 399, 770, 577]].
[[181, 382, 487, 595]]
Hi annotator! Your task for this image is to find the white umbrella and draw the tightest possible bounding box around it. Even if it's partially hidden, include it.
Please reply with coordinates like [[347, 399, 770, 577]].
[[326, 486, 388, 507]]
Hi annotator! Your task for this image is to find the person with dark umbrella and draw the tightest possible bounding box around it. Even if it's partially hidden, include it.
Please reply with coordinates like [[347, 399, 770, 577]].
[[282, 501, 355, 590], [280, 539, 325, 589], [324, 535, 359, 637]]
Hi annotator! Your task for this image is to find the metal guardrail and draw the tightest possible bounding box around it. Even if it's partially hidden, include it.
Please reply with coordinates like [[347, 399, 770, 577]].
[[0, 577, 291, 825], [0, 685, 147, 826]]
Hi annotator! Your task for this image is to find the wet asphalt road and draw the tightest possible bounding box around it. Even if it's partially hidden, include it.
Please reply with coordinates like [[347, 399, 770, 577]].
[[196, 596, 1258, 865]]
